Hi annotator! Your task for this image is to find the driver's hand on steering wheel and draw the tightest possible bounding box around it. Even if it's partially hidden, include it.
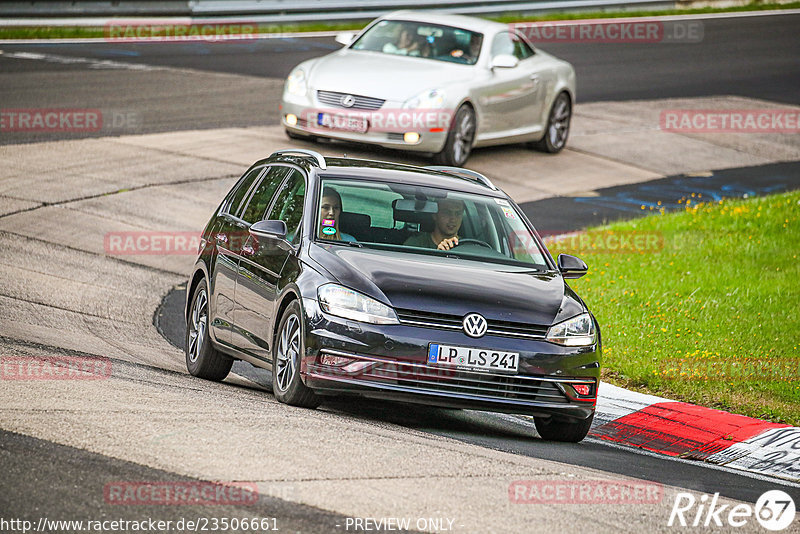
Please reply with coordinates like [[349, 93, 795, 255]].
[[437, 236, 459, 250]]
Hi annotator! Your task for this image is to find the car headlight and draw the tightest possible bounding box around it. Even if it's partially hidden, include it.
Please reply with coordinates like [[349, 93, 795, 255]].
[[318, 284, 398, 325], [403, 88, 446, 109], [286, 67, 307, 97], [546, 313, 596, 346]]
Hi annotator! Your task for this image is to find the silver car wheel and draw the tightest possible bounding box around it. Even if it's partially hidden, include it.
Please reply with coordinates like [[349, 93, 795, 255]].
[[452, 108, 475, 166], [188, 288, 207, 364], [548, 94, 571, 150], [275, 313, 300, 392]]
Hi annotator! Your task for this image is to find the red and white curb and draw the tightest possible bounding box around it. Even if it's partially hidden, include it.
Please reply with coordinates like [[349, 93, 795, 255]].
[[590, 383, 799, 483]]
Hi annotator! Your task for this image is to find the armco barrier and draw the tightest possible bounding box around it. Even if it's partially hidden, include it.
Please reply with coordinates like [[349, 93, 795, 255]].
[[1, 0, 680, 23]]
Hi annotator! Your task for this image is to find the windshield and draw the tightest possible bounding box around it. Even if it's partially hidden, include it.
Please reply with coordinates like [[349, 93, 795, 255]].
[[351, 20, 483, 65], [315, 178, 549, 269]]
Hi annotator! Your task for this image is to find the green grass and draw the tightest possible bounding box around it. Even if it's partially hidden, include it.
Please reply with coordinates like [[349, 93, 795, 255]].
[[489, 0, 800, 22], [1, 1, 798, 40], [548, 191, 800, 425]]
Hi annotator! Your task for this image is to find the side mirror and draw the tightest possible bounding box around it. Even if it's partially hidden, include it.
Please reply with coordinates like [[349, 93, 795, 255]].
[[490, 54, 519, 70], [249, 220, 287, 241], [557, 253, 588, 279], [335, 32, 356, 46]]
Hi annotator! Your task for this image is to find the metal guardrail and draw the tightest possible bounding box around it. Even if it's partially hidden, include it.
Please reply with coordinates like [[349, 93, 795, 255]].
[[0, 0, 677, 21]]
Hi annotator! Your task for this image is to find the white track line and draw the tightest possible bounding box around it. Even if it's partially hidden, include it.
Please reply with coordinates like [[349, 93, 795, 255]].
[[0, 30, 342, 45], [0, 50, 157, 70]]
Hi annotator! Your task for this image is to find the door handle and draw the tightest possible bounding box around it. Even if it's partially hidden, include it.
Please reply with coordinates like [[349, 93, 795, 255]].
[[215, 233, 228, 244], [241, 244, 255, 257]]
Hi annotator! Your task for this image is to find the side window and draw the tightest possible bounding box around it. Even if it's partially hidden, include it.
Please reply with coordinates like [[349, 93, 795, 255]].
[[223, 165, 265, 216], [492, 32, 533, 60], [512, 32, 534, 59], [240, 166, 289, 224], [267, 170, 306, 244], [491, 32, 514, 58]]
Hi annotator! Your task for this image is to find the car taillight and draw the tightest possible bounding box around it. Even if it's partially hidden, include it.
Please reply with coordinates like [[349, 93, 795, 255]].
[[573, 384, 591, 396]]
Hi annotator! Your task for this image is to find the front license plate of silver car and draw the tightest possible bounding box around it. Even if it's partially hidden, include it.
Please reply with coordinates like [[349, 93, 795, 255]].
[[427, 343, 519, 374], [317, 112, 368, 133]]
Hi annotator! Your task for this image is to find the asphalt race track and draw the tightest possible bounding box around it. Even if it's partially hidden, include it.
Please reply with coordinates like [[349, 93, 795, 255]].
[[0, 13, 799, 144], [1, 10, 800, 533]]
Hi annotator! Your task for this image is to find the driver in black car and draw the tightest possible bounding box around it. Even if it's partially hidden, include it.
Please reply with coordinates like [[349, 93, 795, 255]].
[[403, 198, 465, 250]]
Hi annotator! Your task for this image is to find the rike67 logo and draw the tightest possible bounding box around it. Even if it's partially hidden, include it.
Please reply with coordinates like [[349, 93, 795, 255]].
[[668, 490, 796, 531]]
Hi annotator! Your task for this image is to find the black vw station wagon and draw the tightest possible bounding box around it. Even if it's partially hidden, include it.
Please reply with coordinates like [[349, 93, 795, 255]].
[[185, 149, 601, 442]]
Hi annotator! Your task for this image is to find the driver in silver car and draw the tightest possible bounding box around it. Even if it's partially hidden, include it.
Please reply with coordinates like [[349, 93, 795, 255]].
[[403, 198, 465, 250]]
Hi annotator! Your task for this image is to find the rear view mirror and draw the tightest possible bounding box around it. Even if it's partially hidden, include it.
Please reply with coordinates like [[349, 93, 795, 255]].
[[557, 253, 588, 279], [335, 32, 356, 46], [393, 199, 438, 214]]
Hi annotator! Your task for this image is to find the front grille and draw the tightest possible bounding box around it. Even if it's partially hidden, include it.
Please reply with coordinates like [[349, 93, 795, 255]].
[[310, 353, 569, 405], [317, 90, 385, 110], [396, 308, 548, 340]]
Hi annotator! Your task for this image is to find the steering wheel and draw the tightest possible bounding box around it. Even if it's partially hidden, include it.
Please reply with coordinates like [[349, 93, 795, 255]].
[[453, 238, 493, 249]]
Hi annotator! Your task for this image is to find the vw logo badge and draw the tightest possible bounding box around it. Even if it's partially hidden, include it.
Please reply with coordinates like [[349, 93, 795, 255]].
[[340, 94, 356, 108], [463, 313, 488, 338]]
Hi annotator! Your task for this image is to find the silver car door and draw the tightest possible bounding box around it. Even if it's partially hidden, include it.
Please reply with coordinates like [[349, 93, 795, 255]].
[[485, 31, 543, 134], [513, 31, 553, 133]]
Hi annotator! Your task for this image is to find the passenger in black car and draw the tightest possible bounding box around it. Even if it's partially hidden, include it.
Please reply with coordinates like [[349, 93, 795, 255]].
[[319, 187, 356, 242]]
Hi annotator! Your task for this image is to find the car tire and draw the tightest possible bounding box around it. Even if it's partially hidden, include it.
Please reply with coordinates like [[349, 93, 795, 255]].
[[272, 300, 321, 408], [186, 280, 233, 381], [534, 413, 593, 443], [433, 105, 476, 167], [530, 92, 571, 154]]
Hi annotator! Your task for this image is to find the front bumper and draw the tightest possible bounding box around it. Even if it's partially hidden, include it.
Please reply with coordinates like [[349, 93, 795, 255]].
[[281, 94, 449, 154], [300, 298, 600, 421]]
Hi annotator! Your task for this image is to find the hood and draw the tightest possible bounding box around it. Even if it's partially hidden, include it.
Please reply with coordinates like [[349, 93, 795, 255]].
[[309, 244, 583, 326], [307, 49, 474, 103]]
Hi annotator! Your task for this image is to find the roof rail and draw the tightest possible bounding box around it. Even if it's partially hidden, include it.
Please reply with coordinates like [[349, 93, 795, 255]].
[[270, 149, 327, 170], [425, 166, 497, 191]]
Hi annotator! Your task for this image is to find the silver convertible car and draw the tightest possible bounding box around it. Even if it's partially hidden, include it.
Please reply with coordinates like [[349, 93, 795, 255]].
[[280, 11, 576, 166]]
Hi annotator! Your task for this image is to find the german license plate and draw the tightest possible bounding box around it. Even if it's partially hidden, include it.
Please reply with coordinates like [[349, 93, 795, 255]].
[[317, 112, 368, 133], [427, 343, 519, 374]]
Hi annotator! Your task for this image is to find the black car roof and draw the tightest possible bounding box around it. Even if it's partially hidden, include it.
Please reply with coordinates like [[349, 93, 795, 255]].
[[260, 153, 506, 197]]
